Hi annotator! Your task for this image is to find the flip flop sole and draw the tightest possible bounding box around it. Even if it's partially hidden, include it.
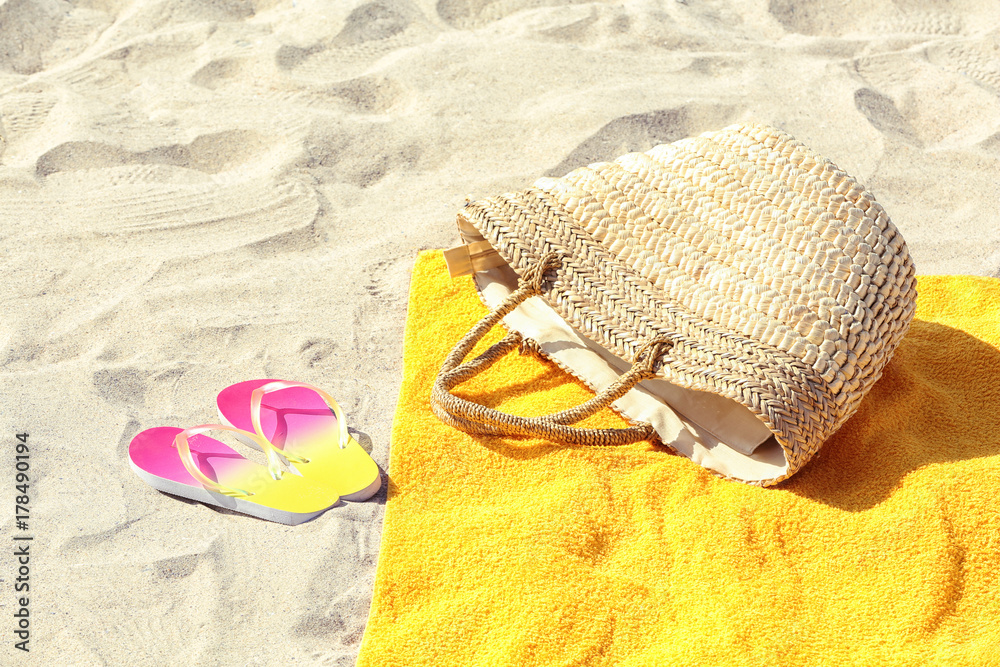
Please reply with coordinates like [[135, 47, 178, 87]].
[[128, 426, 340, 525]]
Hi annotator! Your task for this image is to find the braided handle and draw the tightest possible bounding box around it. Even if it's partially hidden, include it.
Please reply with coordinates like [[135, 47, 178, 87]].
[[431, 253, 671, 446]]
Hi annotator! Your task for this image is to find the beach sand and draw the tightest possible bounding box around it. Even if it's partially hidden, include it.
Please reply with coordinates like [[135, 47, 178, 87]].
[[1, 0, 998, 664]]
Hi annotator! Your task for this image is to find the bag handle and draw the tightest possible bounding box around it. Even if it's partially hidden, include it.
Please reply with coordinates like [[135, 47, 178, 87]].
[[431, 253, 673, 446]]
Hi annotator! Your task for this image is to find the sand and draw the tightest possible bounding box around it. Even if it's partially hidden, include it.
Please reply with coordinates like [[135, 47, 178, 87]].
[[0, 0, 997, 664]]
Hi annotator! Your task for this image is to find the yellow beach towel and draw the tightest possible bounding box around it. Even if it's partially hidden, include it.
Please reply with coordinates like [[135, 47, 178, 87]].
[[358, 251, 1000, 666]]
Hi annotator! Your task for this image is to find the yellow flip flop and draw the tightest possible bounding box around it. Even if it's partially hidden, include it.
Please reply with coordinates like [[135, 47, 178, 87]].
[[216, 380, 381, 501], [128, 424, 341, 524]]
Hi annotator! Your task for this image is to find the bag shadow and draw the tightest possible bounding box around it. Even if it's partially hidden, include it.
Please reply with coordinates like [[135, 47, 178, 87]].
[[786, 319, 1000, 511]]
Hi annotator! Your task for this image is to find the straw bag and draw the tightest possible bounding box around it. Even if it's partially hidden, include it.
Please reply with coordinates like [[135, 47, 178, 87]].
[[433, 123, 917, 485]]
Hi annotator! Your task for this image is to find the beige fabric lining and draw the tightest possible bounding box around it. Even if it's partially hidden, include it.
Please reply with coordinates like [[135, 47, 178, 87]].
[[475, 265, 788, 482]]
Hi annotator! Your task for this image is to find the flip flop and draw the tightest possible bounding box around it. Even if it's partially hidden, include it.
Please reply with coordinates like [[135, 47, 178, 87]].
[[216, 380, 381, 501], [128, 424, 341, 525]]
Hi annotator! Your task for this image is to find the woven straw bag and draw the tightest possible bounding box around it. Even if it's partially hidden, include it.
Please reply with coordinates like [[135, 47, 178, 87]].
[[433, 122, 917, 485]]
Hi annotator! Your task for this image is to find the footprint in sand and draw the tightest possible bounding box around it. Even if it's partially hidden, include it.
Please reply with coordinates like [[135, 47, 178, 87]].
[[330, 75, 407, 113], [299, 339, 341, 368], [190, 57, 245, 90], [0, 173, 320, 258], [276, 42, 326, 70], [0, 0, 63, 74], [854, 88, 921, 145], [35, 130, 272, 178], [298, 122, 427, 188], [853, 53, 926, 90], [277, 0, 429, 73], [335, 0, 412, 46], [93, 367, 150, 408], [872, 11, 963, 35], [926, 34, 1000, 95], [152, 553, 201, 580], [437, 0, 592, 30], [0, 91, 59, 145], [278, 75, 407, 115], [545, 105, 735, 177], [769, 0, 963, 38]]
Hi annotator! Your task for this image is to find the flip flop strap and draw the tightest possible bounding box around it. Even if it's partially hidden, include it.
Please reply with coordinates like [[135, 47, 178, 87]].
[[173, 424, 268, 496], [249, 381, 350, 460]]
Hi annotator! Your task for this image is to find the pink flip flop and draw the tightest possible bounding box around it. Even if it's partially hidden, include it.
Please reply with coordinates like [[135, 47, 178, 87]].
[[128, 424, 341, 525], [216, 380, 381, 502]]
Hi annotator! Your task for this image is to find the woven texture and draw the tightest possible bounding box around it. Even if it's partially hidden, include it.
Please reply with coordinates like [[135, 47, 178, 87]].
[[453, 122, 917, 482]]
